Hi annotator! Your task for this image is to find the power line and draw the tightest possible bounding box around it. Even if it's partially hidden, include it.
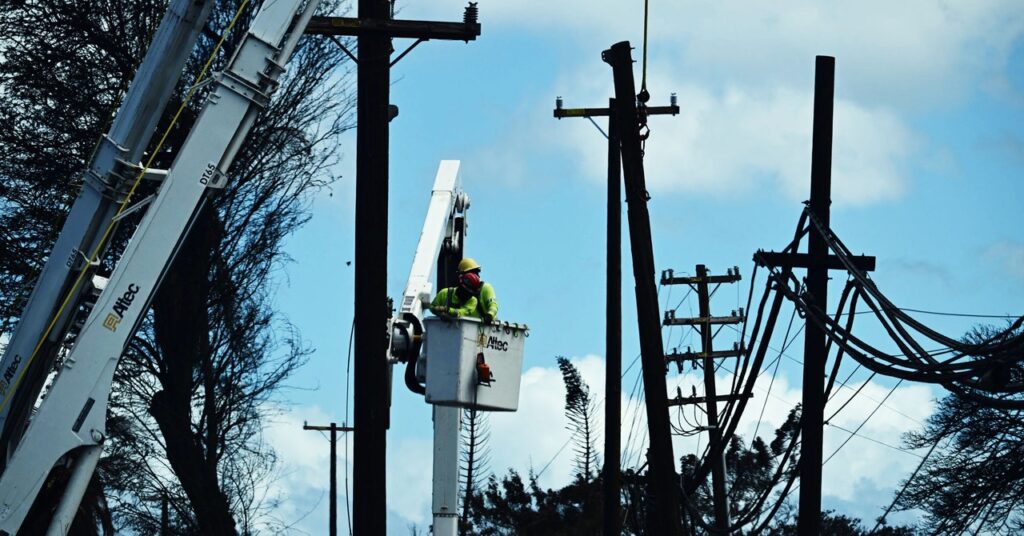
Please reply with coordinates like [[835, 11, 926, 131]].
[[752, 307, 799, 441], [822, 380, 901, 466], [872, 433, 945, 531], [344, 320, 354, 536], [824, 422, 923, 459], [841, 307, 1023, 320]]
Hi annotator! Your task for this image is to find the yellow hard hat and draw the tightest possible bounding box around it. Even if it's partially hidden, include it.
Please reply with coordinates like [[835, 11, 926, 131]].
[[458, 258, 481, 273]]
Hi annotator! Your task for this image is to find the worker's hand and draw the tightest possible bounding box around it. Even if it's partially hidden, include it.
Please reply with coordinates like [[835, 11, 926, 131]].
[[430, 306, 454, 319], [483, 313, 494, 324], [435, 307, 458, 320]]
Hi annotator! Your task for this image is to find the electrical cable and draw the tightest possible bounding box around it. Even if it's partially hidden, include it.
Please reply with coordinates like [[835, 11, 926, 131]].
[[344, 319, 354, 535], [751, 305, 798, 442], [770, 270, 1014, 383], [640, 0, 650, 99], [823, 284, 859, 400], [790, 288, 1024, 409], [824, 421, 922, 458], [822, 380, 901, 466], [808, 209, 1024, 357], [871, 432, 944, 532]]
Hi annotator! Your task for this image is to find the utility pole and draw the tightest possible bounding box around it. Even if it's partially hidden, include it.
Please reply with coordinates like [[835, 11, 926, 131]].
[[303, 422, 355, 536], [553, 95, 677, 536], [602, 41, 683, 534], [754, 56, 876, 534], [662, 265, 746, 532], [304, 5, 480, 533]]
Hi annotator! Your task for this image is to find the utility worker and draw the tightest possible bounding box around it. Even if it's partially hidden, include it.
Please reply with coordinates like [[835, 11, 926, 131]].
[[430, 271, 481, 318], [458, 258, 498, 323]]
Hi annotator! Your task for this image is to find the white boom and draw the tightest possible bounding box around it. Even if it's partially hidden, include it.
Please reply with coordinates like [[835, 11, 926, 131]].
[[389, 161, 468, 536], [393, 162, 527, 536], [0, 0, 320, 533], [0, 0, 215, 467]]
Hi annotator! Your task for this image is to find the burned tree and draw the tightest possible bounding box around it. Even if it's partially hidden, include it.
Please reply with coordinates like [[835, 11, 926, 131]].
[[0, 0, 354, 533]]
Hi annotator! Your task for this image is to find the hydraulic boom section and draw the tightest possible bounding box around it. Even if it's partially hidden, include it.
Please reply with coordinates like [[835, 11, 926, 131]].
[[0, 1, 320, 533], [0, 0, 215, 470], [389, 160, 469, 372]]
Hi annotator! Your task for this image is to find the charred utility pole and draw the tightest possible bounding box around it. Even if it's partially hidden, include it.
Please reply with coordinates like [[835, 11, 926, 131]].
[[303, 422, 355, 536], [304, 5, 480, 533], [755, 56, 875, 534], [602, 41, 683, 534], [662, 265, 747, 532], [553, 96, 677, 536]]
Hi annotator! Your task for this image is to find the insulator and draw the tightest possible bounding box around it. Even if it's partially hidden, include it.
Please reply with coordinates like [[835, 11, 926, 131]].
[[463, 2, 478, 25], [671, 92, 678, 107], [555, 96, 563, 109]]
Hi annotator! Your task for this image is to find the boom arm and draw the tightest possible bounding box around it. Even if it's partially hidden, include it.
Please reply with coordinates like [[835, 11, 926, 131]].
[[0, 0, 216, 468], [390, 161, 471, 536], [388, 160, 469, 366], [0, 1, 320, 533]]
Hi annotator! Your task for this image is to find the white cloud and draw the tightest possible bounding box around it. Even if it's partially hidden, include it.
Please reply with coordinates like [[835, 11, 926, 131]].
[[479, 355, 936, 512], [407, 0, 1024, 108], [266, 357, 937, 530], [387, 437, 435, 525], [558, 82, 914, 205], [262, 404, 441, 534], [406, 0, 1022, 207], [486, 354, 608, 489], [261, 404, 347, 534], [819, 380, 935, 502]]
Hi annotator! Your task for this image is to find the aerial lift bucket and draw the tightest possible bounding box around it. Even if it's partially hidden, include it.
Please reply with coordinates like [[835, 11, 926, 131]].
[[422, 317, 527, 411]]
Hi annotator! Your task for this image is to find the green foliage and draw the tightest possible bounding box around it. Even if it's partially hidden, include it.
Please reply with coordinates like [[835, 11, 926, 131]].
[[893, 325, 1024, 534], [556, 356, 599, 481], [0, 0, 353, 533], [468, 469, 602, 535], [468, 397, 917, 533]]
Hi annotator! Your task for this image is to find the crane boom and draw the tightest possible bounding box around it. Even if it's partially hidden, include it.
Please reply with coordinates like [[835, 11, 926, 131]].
[[389, 161, 469, 536], [0, 1, 320, 532], [399, 160, 467, 323], [389, 161, 468, 371], [0, 0, 216, 468]]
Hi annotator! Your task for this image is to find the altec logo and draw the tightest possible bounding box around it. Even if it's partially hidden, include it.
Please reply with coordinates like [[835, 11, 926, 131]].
[[103, 284, 141, 332], [0, 354, 22, 396], [485, 336, 509, 352], [2, 354, 21, 383]]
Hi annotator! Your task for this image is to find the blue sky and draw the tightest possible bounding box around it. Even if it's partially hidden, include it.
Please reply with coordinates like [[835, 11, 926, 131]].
[[261, 1, 1024, 533]]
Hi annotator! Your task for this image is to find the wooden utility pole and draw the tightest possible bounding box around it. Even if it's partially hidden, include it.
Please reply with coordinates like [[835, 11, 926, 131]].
[[554, 95, 677, 536], [663, 265, 746, 531], [603, 41, 683, 534], [755, 56, 876, 534], [304, 5, 480, 533], [798, 55, 834, 535], [303, 422, 355, 536]]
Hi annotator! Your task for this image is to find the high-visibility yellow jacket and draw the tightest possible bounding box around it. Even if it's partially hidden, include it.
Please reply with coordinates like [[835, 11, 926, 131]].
[[477, 282, 498, 319], [430, 288, 479, 318]]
